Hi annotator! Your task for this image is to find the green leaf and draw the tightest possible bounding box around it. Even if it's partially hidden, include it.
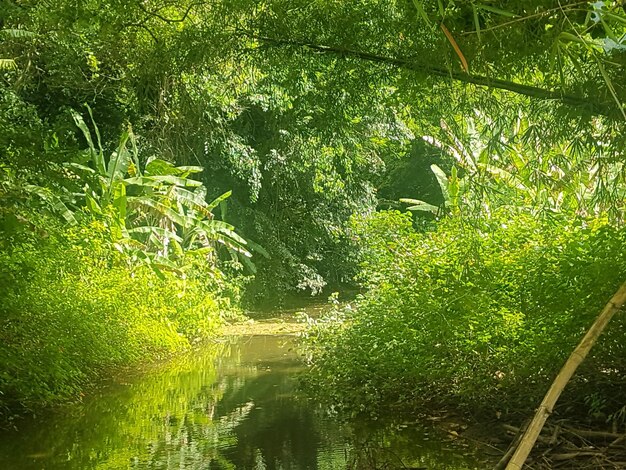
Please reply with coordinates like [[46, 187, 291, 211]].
[[0, 29, 37, 38], [400, 198, 439, 214], [412, 0, 432, 27], [558, 31, 587, 45], [112, 183, 127, 220], [240, 254, 258, 274], [477, 4, 518, 18], [0, 59, 17, 70], [150, 255, 184, 276], [129, 131, 141, 178], [124, 176, 160, 187], [218, 238, 252, 257], [449, 166, 460, 208], [246, 238, 271, 258], [128, 196, 187, 226], [196, 220, 251, 256], [85, 194, 102, 215], [25, 185, 77, 225], [107, 129, 131, 182], [437, 0, 444, 17], [177, 165, 204, 175], [220, 199, 227, 220], [215, 223, 248, 245], [85, 105, 104, 164], [65, 162, 97, 175], [473, 4, 481, 42], [71, 109, 106, 175], [128, 226, 183, 243], [148, 174, 203, 187], [169, 187, 212, 217], [606, 12, 626, 25], [145, 158, 178, 176], [206, 191, 233, 212], [430, 164, 450, 203]]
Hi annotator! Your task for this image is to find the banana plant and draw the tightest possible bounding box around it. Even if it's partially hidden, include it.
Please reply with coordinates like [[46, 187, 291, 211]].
[[69, 106, 260, 277], [401, 164, 464, 217]]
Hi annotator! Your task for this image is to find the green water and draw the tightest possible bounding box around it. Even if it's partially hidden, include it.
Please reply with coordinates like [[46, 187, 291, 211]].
[[0, 333, 486, 469]]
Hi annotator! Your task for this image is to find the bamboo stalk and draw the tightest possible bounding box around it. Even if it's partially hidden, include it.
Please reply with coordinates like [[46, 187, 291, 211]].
[[504, 281, 626, 470]]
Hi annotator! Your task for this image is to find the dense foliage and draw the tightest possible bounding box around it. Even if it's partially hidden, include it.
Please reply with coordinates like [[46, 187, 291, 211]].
[[2, 0, 626, 436], [304, 208, 626, 421], [0, 100, 245, 418], [0, 174, 243, 415]]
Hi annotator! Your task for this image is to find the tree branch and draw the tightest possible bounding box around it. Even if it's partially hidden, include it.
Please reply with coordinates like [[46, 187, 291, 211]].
[[247, 34, 617, 118], [136, 2, 204, 23]]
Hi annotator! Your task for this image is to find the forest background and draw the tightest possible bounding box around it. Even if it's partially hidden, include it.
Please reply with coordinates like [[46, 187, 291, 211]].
[[2, 0, 626, 436]]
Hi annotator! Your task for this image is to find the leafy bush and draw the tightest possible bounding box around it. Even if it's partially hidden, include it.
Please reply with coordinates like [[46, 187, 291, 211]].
[[0, 214, 241, 418], [303, 210, 626, 420]]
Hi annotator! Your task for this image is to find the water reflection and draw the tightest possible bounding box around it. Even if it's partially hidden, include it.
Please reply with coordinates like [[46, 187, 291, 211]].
[[0, 335, 485, 469]]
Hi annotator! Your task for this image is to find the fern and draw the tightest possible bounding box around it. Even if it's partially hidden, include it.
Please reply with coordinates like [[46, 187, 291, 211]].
[[0, 59, 16, 70], [0, 29, 37, 39]]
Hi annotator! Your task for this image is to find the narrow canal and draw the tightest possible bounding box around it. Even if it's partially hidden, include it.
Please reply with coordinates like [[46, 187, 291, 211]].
[[0, 309, 487, 469]]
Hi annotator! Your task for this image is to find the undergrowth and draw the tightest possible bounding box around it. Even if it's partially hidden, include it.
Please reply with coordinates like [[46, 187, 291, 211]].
[[0, 215, 242, 421], [302, 210, 626, 424]]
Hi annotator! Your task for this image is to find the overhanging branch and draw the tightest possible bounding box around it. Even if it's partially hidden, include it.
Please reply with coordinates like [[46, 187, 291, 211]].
[[248, 34, 616, 118]]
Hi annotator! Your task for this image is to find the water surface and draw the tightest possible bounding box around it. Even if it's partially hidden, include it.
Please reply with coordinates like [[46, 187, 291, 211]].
[[0, 332, 485, 469]]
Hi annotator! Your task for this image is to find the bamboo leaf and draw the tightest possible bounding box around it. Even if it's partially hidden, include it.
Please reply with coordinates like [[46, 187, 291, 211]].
[[595, 56, 626, 120], [473, 4, 481, 42], [449, 166, 460, 208], [476, 4, 518, 18], [606, 12, 626, 25], [558, 31, 587, 45], [412, 0, 432, 27], [440, 23, 469, 72]]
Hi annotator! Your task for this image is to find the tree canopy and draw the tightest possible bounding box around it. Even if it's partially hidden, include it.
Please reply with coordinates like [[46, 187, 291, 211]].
[[3, 5, 626, 463]]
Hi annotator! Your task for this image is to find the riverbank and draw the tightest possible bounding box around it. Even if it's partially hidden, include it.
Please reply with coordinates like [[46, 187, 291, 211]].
[[0, 218, 248, 426]]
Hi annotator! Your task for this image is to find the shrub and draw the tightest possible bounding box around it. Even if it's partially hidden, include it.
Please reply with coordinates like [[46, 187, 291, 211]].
[[0, 215, 240, 417], [303, 210, 626, 420]]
